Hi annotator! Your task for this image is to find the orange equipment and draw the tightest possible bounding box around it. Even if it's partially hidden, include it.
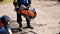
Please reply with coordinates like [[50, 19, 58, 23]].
[[18, 10, 35, 17]]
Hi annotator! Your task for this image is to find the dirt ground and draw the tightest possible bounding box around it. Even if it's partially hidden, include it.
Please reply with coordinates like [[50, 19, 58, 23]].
[[0, 0, 60, 34]]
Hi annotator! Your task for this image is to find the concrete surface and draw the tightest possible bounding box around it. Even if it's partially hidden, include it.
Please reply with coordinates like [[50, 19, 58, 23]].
[[0, 1, 60, 34]]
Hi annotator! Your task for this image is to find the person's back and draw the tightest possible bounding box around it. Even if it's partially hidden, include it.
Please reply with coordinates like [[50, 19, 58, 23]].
[[13, 0, 31, 8], [18, 0, 28, 6], [17, 0, 28, 3]]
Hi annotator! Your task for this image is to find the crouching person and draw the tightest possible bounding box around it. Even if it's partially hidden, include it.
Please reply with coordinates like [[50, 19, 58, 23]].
[[0, 15, 12, 34]]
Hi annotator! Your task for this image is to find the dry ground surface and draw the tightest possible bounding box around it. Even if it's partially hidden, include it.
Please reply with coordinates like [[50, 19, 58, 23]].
[[0, 0, 12, 4], [0, 0, 60, 34]]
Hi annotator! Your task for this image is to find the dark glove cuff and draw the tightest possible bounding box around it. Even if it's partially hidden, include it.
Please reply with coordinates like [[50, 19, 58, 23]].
[[13, 2, 18, 7]]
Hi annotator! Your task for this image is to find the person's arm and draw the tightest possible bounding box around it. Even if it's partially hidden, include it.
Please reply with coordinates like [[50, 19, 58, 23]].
[[13, 0, 17, 2], [28, 0, 31, 6], [5, 26, 12, 34], [7, 28, 12, 34], [13, 0, 18, 7]]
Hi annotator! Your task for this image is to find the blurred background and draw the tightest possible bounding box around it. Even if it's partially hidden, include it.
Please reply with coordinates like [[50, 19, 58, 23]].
[[0, 0, 12, 4]]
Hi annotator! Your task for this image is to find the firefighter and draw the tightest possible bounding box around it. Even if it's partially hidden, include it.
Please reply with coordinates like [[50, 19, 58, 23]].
[[13, 0, 33, 31]]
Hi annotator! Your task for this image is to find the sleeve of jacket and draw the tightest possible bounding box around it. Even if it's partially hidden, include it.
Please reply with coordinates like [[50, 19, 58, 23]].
[[28, 0, 31, 5]]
